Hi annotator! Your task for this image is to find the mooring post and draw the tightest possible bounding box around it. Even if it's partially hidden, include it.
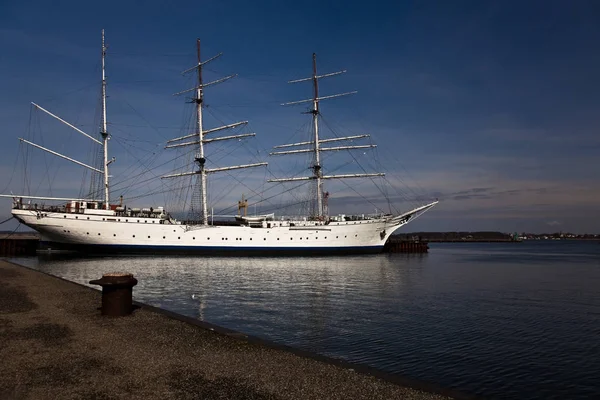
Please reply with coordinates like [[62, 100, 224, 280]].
[[89, 273, 138, 316]]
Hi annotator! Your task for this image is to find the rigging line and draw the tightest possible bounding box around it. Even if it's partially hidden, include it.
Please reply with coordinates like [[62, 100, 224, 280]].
[[110, 136, 166, 148], [109, 129, 161, 169], [223, 142, 342, 212], [338, 178, 385, 215], [39, 76, 100, 104], [367, 141, 393, 214], [259, 197, 312, 215], [31, 112, 57, 197], [379, 166, 422, 206], [0, 138, 22, 194], [110, 86, 170, 141], [215, 174, 304, 211], [211, 103, 282, 109], [123, 176, 188, 201], [0, 221, 22, 240], [109, 150, 186, 191], [216, 180, 309, 215], [109, 51, 194, 57], [345, 101, 427, 197], [123, 184, 193, 202], [111, 139, 162, 193], [210, 169, 274, 212], [109, 78, 182, 85], [374, 143, 423, 203], [47, 100, 85, 197], [216, 151, 358, 216], [110, 127, 164, 153], [0, 216, 14, 225], [108, 122, 183, 130], [320, 121, 398, 214], [320, 115, 391, 200], [23, 110, 33, 196]]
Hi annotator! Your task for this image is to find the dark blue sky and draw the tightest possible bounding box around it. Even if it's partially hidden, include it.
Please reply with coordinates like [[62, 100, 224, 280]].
[[1, 0, 599, 233]]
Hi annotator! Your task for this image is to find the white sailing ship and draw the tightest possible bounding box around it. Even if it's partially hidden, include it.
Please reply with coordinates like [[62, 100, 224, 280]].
[[2, 31, 437, 255]]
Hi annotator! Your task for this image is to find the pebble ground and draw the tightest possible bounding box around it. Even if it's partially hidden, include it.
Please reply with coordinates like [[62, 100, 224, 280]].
[[0, 260, 464, 400]]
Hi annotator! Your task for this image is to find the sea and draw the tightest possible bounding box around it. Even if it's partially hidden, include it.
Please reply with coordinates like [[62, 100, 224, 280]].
[[8, 240, 600, 399]]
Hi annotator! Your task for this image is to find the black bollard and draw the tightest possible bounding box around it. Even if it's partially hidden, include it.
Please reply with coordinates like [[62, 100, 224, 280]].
[[89, 273, 138, 316]]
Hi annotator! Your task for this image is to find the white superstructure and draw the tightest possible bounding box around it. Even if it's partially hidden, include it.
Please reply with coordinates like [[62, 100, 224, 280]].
[[3, 32, 438, 256]]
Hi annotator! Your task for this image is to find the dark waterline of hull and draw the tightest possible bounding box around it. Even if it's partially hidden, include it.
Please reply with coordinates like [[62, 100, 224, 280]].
[[39, 241, 384, 257]]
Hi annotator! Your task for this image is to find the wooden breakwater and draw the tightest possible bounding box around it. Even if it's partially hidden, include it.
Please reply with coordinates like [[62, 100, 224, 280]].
[[0, 232, 40, 256], [383, 237, 429, 253], [425, 238, 522, 243]]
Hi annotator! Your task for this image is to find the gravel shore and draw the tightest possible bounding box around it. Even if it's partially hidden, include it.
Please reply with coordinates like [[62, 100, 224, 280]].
[[0, 259, 468, 400]]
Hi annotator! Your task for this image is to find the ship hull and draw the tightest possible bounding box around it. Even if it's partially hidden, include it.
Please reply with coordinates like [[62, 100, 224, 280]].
[[13, 208, 410, 256]]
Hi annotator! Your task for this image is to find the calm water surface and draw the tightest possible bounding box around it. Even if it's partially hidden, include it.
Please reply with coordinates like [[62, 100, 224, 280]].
[[10, 241, 600, 399]]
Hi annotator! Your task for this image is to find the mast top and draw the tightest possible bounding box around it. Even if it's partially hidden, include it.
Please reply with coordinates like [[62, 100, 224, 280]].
[[281, 55, 356, 107]]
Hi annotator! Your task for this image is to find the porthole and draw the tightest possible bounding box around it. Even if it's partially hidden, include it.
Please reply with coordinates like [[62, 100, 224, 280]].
[[126, 219, 128, 222], [87, 217, 90, 220], [137, 220, 140, 223], [113, 234, 116, 237], [207, 237, 210, 240], [250, 238, 252, 241], [336, 236, 338, 238], [178, 237, 180, 240], [98, 233, 101, 236], [163, 236, 165, 239], [152, 221, 155, 223], [263, 238, 266, 240], [133, 235, 135, 238], [290, 238, 293, 240], [75, 216, 78, 219], [64, 215, 66, 218], [325, 237, 327, 239], [355, 235, 357, 237], [193, 237, 195, 240], [118, 219, 121, 222], [277, 238, 280, 240], [148, 236, 150, 239], [86, 232, 89, 235]]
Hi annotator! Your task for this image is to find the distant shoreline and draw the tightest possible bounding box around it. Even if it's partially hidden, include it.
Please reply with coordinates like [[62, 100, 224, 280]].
[[394, 231, 600, 242]]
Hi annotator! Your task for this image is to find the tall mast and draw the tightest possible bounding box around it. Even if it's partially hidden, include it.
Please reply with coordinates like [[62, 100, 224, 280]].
[[101, 29, 110, 209], [311, 53, 323, 218], [277, 55, 365, 220], [272, 54, 405, 219], [195, 39, 208, 225], [163, 41, 267, 222]]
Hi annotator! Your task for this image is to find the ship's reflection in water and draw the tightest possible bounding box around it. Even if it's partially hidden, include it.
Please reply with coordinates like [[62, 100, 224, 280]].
[[13, 241, 600, 400], [25, 253, 428, 351]]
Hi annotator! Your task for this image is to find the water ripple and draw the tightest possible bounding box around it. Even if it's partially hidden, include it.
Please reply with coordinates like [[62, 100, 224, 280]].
[[10, 240, 600, 399]]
